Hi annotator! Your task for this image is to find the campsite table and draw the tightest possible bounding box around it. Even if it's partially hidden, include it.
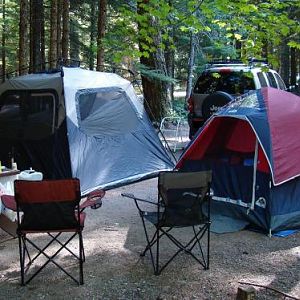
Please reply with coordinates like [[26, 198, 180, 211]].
[[0, 169, 20, 236], [0, 169, 20, 195]]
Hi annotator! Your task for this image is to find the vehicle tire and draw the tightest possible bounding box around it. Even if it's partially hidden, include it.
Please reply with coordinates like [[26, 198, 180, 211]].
[[202, 91, 234, 121], [189, 124, 197, 140]]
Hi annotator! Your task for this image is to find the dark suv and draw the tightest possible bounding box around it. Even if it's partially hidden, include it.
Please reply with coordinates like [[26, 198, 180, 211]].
[[187, 61, 286, 138]]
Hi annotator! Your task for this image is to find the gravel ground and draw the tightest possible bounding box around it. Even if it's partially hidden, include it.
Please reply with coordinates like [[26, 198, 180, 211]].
[[1, 177, 300, 300]]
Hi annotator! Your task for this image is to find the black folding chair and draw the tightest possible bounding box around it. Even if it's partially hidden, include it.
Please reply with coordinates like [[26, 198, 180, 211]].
[[14, 178, 105, 285], [122, 170, 212, 275]]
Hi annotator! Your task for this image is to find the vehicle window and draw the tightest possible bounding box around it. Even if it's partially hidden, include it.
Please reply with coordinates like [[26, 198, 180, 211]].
[[266, 72, 278, 88], [257, 72, 268, 87], [0, 90, 57, 140], [274, 73, 286, 90], [194, 71, 255, 95]]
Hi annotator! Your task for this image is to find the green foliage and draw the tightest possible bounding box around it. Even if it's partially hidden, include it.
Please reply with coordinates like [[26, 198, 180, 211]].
[[1, 0, 299, 84], [0, 1, 19, 73], [169, 98, 188, 118], [138, 63, 178, 84]]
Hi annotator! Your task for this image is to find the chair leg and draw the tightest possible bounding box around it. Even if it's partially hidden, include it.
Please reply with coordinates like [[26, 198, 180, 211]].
[[206, 222, 210, 270], [139, 215, 161, 275], [190, 225, 210, 269], [155, 227, 160, 275], [191, 226, 206, 267], [18, 234, 25, 286], [48, 233, 82, 260], [138, 217, 211, 275], [79, 231, 84, 285], [20, 232, 83, 285], [156, 225, 210, 273], [140, 228, 171, 257], [140, 225, 179, 275], [27, 233, 61, 266]]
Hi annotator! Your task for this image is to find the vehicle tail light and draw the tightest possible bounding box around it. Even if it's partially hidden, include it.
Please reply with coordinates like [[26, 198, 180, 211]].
[[219, 68, 232, 73], [187, 97, 194, 112]]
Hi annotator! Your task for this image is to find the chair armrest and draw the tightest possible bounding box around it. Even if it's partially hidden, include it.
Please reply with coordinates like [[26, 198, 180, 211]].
[[121, 193, 158, 214], [183, 192, 201, 198], [80, 189, 105, 211], [1, 195, 17, 211], [121, 193, 157, 205]]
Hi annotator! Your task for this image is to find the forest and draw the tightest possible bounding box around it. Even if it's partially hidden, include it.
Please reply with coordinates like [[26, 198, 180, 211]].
[[0, 0, 300, 121]]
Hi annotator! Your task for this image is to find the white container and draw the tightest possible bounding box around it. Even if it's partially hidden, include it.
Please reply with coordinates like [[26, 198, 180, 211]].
[[19, 170, 43, 181]]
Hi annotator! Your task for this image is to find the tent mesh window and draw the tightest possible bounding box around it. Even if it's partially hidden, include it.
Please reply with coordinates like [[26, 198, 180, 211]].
[[0, 89, 58, 140]]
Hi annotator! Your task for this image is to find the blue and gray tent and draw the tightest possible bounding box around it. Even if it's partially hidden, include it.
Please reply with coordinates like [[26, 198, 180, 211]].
[[0, 67, 174, 194]]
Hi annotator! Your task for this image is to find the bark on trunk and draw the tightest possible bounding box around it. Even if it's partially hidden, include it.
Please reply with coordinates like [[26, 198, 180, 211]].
[[290, 47, 297, 87], [280, 43, 290, 85], [165, 28, 175, 102], [185, 32, 195, 101], [19, 0, 29, 75], [137, 0, 171, 122], [96, 0, 107, 71], [56, 0, 63, 60], [49, 0, 58, 68], [140, 55, 166, 122], [30, 0, 44, 73], [89, 1, 96, 70], [69, 20, 80, 62], [62, 0, 69, 60], [41, 5, 45, 70], [2, 0, 6, 80]]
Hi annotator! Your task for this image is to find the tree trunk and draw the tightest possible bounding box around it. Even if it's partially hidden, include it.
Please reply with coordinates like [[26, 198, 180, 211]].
[[185, 32, 196, 101], [96, 0, 107, 71], [280, 42, 290, 86], [2, 0, 6, 81], [69, 20, 80, 62], [19, 0, 29, 75], [41, 4, 45, 70], [62, 0, 69, 60], [262, 41, 268, 59], [140, 55, 166, 122], [30, 0, 44, 72], [56, 0, 63, 60], [49, 0, 58, 68], [137, 0, 171, 122], [296, 49, 300, 86], [290, 47, 297, 87], [165, 27, 175, 102], [89, 1, 97, 70]]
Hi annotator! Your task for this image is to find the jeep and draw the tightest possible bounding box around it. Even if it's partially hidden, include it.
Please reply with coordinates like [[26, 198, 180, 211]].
[[187, 60, 286, 138]]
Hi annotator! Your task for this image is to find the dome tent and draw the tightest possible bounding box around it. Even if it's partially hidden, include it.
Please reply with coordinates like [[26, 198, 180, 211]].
[[177, 87, 300, 234], [0, 67, 174, 194]]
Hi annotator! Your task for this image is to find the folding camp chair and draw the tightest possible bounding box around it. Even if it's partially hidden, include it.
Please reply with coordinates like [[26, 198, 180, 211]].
[[13, 179, 105, 286], [122, 170, 212, 275]]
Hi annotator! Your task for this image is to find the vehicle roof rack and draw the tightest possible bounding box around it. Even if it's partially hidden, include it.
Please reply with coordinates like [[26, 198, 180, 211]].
[[205, 60, 245, 70], [248, 58, 268, 67], [207, 59, 243, 65], [205, 58, 268, 69]]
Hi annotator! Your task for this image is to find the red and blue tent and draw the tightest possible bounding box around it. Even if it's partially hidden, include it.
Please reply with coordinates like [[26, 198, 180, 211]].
[[177, 87, 300, 234]]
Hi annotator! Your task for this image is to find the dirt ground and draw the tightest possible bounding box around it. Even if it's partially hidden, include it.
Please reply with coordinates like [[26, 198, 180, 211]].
[[0, 176, 300, 300]]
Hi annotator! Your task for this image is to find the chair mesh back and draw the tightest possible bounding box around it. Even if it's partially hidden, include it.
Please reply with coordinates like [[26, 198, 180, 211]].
[[15, 179, 81, 231], [158, 171, 212, 226]]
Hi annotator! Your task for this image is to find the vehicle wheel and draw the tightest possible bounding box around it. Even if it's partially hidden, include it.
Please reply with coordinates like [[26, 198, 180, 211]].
[[189, 125, 197, 140], [202, 91, 234, 121], [188, 120, 204, 140]]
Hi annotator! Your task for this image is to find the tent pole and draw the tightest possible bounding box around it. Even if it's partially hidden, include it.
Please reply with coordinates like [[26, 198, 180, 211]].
[[249, 139, 259, 212]]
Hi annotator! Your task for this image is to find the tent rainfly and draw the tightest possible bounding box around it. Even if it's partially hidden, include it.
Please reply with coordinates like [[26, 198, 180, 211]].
[[177, 87, 300, 234], [0, 67, 174, 194]]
